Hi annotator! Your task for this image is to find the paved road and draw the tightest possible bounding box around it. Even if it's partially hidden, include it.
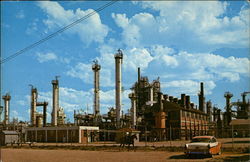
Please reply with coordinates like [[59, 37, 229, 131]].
[[1, 148, 250, 162]]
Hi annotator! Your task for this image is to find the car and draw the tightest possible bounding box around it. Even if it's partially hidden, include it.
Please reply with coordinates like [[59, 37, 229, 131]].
[[184, 136, 221, 157]]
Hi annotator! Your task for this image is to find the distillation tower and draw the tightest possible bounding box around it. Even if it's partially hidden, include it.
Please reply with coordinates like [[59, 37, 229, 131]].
[[114, 49, 123, 128], [2, 93, 11, 125], [51, 77, 59, 126], [92, 60, 101, 123]]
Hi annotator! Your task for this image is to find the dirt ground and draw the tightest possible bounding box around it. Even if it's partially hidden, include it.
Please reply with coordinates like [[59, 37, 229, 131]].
[[1, 148, 250, 162], [1, 138, 249, 162]]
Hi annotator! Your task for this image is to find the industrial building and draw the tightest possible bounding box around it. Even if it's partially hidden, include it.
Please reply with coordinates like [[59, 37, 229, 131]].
[[25, 126, 99, 143]]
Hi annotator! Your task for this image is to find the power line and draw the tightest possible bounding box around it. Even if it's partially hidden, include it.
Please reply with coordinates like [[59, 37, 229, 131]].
[[0, 0, 118, 64]]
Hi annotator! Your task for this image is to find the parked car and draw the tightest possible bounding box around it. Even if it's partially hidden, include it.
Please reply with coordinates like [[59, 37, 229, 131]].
[[184, 136, 221, 157]]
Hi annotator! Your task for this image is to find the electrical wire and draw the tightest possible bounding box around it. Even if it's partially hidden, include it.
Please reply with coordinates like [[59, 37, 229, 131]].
[[0, 0, 118, 64]]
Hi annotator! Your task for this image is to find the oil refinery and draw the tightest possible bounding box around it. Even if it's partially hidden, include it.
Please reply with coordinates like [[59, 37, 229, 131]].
[[0, 49, 249, 145]]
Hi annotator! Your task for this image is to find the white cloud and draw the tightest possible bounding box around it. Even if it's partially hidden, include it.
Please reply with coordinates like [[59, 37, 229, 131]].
[[113, 1, 249, 49], [38, 1, 109, 45], [36, 52, 71, 64], [67, 43, 249, 94], [111, 13, 129, 28], [123, 48, 153, 72], [16, 10, 25, 19], [26, 19, 39, 35], [162, 80, 216, 96], [66, 62, 92, 84], [112, 12, 157, 47], [10, 110, 25, 122], [66, 47, 154, 88], [36, 52, 58, 63], [17, 100, 26, 106], [146, 45, 249, 83]]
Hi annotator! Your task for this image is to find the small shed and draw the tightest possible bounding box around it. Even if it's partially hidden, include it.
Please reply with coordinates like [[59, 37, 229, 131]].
[[0, 130, 19, 146]]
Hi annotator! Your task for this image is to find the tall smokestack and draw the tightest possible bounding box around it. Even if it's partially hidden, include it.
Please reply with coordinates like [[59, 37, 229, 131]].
[[30, 87, 37, 126], [241, 92, 249, 104], [224, 92, 233, 125], [129, 93, 136, 129], [224, 92, 233, 112], [52, 77, 59, 126], [198, 82, 205, 112], [207, 100, 212, 122], [92, 60, 101, 117], [138, 67, 140, 84], [137, 67, 140, 116], [181, 94, 186, 108], [185, 95, 190, 109], [0, 106, 3, 122], [2, 93, 11, 125], [43, 102, 48, 127], [114, 49, 123, 128], [158, 92, 163, 111]]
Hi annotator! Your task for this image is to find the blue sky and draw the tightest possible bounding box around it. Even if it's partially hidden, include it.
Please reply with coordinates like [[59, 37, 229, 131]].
[[1, 1, 249, 122]]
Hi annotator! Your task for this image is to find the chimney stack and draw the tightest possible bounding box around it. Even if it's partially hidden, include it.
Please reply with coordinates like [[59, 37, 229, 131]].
[[2, 93, 11, 125], [169, 96, 173, 102], [114, 49, 123, 128], [173, 98, 178, 104], [185, 95, 190, 109], [0, 106, 3, 122], [138, 67, 140, 85], [43, 101, 48, 127], [207, 101, 212, 122], [163, 94, 168, 101], [158, 92, 163, 111], [181, 94, 186, 108], [51, 77, 59, 126], [198, 82, 206, 112]]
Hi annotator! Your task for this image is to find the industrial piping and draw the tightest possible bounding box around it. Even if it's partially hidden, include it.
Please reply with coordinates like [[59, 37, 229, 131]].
[[114, 49, 123, 128]]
